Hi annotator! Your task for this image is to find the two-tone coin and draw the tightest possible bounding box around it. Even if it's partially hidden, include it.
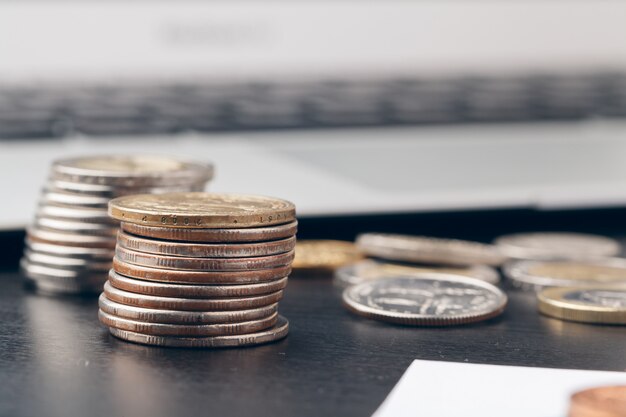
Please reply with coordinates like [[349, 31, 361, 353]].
[[334, 260, 500, 287], [116, 231, 296, 258], [503, 259, 626, 290], [107, 315, 289, 348], [494, 232, 621, 260], [292, 240, 365, 271], [107, 270, 288, 298], [103, 281, 284, 311], [538, 286, 626, 324], [342, 274, 507, 326], [108, 192, 296, 228], [356, 233, 507, 266]]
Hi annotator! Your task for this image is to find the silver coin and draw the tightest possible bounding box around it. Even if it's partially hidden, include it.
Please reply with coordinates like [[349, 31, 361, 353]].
[[25, 240, 115, 260], [494, 232, 621, 261], [40, 190, 111, 208], [103, 281, 283, 311], [36, 204, 115, 223], [47, 179, 206, 198], [51, 155, 214, 187], [27, 227, 116, 248], [342, 274, 507, 325], [23, 250, 111, 271], [108, 270, 289, 298], [20, 258, 108, 282], [334, 260, 500, 287], [34, 216, 118, 236], [356, 233, 507, 266], [561, 288, 626, 307], [24, 277, 104, 295], [99, 294, 278, 325], [503, 258, 626, 291], [106, 315, 289, 348], [99, 309, 278, 336]]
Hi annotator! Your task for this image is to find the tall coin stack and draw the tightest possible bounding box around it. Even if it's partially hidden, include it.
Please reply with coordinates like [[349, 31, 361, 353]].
[[21, 156, 214, 295], [99, 192, 296, 348]]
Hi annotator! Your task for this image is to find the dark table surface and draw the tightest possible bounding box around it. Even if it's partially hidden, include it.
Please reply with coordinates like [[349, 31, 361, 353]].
[[1, 209, 626, 417]]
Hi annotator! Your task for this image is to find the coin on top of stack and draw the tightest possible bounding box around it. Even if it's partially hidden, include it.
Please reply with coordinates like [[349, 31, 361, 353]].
[[100, 192, 296, 348], [21, 155, 213, 295]]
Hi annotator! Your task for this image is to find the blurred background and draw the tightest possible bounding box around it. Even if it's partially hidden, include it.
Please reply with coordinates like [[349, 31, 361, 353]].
[[2, 0, 626, 246]]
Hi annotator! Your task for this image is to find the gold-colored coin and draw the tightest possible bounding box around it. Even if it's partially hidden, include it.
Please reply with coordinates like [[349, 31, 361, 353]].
[[292, 240, 364, 271], [109, 192, 296, 229], [538, 286, 626, 324]]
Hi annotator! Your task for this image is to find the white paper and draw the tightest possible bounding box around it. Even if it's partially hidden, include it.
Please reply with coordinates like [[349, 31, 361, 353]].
[[375, 360, 626, 417]]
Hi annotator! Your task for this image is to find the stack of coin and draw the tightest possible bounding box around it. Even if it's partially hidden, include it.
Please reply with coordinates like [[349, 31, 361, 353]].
[[99, 192, 296, 348], [21, 155, 213, 294]]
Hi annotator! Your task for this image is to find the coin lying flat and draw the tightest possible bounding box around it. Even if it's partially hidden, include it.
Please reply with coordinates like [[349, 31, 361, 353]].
[[34, 217, 118, 236], [24, 277, 104, 295], [51, 155, 214, 187], [292, 240, 364, 271], [37, 204, 114, 223], [334, 260, 500, 287], [23, 250, 111, 271], [109, 192, 296, 228], [494, 232, 621, 261], [356, 233, 507, 267], [117, 231, 296, 258], [48, 180, 206, 198], [538, 287, 626, 324], [115, 246, 295, 271], [27, 227, 116, 248], [104, 281, 283, 311], [569, 385, 626, 417], [25, 240, 114, 260], [40, 190, 111, 207], [121, 220, 298, 243], [503, 259, 626, 290], [107, 315, 289, 348], [108, 270, 288, 298], [99, 309, 278, 336], [343, 274, 507, 326], [99, 293, 278, 324], [113, 257, 292, 284]]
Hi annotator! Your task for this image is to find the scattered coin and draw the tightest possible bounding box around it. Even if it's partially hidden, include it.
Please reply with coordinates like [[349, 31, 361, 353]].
[[112, 257, 291, 285], [107, 270, 288, 298], [117, 231, 296, 258], [356, 233, 507, 266], [538, 287, 626, 325], [115, 246, 295, 272], [494, 232, 621, 261], [103, 281, 283, 311], [569, 385, 626, 417], [99, 293, 278, 324], [292, 240, 365, 271], [503, 259, 626, 290], [99, 309, 278, 336], [334, 260, 500, 287], [51, 155, 214, 187], [107, 315, 289, 348], [342, 274, 507, 326], [108, 192, 296, 228]]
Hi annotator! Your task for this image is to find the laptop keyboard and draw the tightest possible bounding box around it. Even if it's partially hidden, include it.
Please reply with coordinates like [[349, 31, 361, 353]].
[[2, 73, 626, 139]]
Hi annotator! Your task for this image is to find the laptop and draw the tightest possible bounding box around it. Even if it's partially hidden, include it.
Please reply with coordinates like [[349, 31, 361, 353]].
[[2, 0, 626, 230]]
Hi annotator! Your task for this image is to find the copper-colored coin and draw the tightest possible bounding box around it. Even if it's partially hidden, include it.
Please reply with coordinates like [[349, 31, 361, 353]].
[[99, 309, 278, 336], [115, 246, 295, 272], [107, 315, 289, 348], [108, 270, 288, 298], [108, 192, 296, 228], [293, 240, 364, 271], [113, 257, 292, 284], [103, 281, 283, 311], [117, 231, 296, 258], [27, 227, 116, 249], [98, 293, 278, 324], [569, 385, 626, 417], [121, 221, 298, 243]]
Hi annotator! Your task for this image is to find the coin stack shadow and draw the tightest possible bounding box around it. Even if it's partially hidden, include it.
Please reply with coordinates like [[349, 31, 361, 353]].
[[20, 156, 213, 295], [98, 192, 296, 348]]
